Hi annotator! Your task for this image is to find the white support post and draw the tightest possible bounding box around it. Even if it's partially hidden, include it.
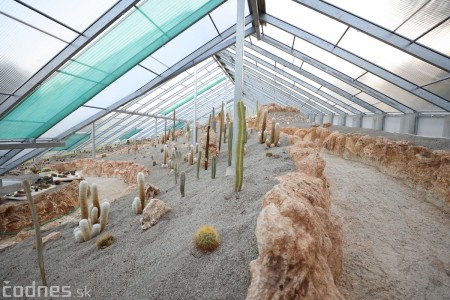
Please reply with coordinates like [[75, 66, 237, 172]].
[[154, 118, 158, 142], [193, 65, 198, 145], [92, 122, 96, 159], [231, 0, 245, 171]]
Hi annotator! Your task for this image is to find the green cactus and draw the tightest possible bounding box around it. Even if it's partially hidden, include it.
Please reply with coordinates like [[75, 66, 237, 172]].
[[79, 180, 89, 220], [219, 102, 224, 151], [255, 100, 259, 130], [235, 101, 245, 192], [270, 118, 276, 144], [223, 123, 227, 144], [243, 105, 247, 144], [189, 146, 194, 165], [228, 121, 233, 167], [205, 125, 210, 170], [197, 150, 202, 179], [211, 156, 216, 179], [259, 109, 268, 144], [180, 171, 186, 197], [211, 107, 216, 132]]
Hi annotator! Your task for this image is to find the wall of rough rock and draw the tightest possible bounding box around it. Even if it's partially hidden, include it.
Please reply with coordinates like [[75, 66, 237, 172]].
[[247, 140, 344, 299], [283, 127, 450, 212], [50, 159, 149, 184], [0, 180, 79, 233]]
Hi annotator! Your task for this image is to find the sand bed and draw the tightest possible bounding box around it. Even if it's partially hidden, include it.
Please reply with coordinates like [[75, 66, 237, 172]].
[[323, 152, 450, 299]]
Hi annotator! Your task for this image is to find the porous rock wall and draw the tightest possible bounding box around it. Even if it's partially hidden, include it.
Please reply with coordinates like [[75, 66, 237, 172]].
[[247, 141, 344, 299], [0, 180, 79, 233], [50, 158, 149, 184], [286, 127, 450, 212]]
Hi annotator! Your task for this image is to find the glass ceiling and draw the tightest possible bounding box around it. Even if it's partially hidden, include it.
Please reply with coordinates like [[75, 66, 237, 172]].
[[1, 0, 449, 174]]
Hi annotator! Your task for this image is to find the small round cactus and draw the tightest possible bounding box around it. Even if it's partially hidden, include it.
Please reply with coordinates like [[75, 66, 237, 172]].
[[194, 225, 220, 253]]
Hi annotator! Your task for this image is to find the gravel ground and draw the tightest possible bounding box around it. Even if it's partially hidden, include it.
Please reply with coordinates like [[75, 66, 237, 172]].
[[0, 133, 296, 300]]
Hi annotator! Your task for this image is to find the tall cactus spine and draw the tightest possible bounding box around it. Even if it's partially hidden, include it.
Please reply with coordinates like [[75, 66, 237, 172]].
[[205, 125, 210, 170], [180, 171, 186, 197], [255, 100, 259, 130], [219, 102, 224, 151], [137, 172, 146, 209], [228, 121, 233, 166], [259, 109, 268, 144], [274, 123, 280, 146], [235, 101, 245, 192], [211, 156, 216, 179], [79, 180, 89, 220], [197, 150, 202, 179]]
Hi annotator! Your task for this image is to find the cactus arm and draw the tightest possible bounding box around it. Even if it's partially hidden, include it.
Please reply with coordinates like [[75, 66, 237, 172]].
[[79, 181, 89, 220]]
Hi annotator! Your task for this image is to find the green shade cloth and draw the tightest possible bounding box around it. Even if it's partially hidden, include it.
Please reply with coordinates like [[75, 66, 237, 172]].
[[52, 133, 90, 151], [119, 128, 143, 140], [0, 0, 224, 140], [160, 76, 225, 115]]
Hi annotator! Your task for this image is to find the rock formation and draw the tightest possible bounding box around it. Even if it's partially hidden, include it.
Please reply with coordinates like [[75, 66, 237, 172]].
[[140, 199, 171, 231], [247, 142, 343, 299], [0, 181, 79, 233], [50, 159, 148, 184]]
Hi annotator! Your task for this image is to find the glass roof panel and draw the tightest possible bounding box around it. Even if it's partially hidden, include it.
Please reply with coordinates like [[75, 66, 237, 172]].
[[250, 39, 294, 63], [319, 87, 354, 105], [0, 0, 225, 140], [40, 106, 101, 138], [417, 18, 450, 56], [0, 13, 67, 97], [324, 0, 428, 31], [424, 78, 450, 101], [210, 0, 250, 33], [373, 102, 399, 113], [338, 28, 450, 86], [266, 0, 348, 44], [140, 56, 168, 75], [302, 63, 361, 95], [84, 65, 156, 108], [263, 24, 295, 47], [293, 38, 365, 79], [21, 0, 119, 32], [358, 73, 443, 111], [395, 0, 450, 41], [152, 16, 218, 67], [357, 92, 381, 105]]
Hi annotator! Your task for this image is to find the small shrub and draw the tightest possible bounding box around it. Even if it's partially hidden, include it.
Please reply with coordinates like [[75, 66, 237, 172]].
[[96, 233, 115, 249], [266, 152, 273, 157], [194, 225, 220, 253], [101, 154, 107, 158]]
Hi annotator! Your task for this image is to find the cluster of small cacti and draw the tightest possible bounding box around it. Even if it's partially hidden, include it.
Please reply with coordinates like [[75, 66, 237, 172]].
[[74, 181, 110, 243], [235, 101, 245, 192], [194, 225, 220, 252], [265, 119, 281, 148]]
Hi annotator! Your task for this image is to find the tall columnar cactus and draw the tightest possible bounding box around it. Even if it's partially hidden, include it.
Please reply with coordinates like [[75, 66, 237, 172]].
[[205, 125, 210, 170], [99, 202, 110, 231], [211, 156, 216, 179], [79, 180, 89, 220], [243, 105, 247, 144], [197, 150, 202, 179], [274, 123, 280, 146], [180, 171, 186, 197], [223, 123, 227, 144], [219, 102, 224, 151], [195, 142, 199, 154], [235, 101, 245, 192], [228, 121, 233, 167], [270, 118, 276, 144], [173, 109, 176, 141], [255, 100, 259, 130], [91, 183, 101, 216], [189, 146, 194, 165], [137, 172, 146, 210], [162, 145, 168, 167], [259, 109, 268, 144], [211, 107, 216, 132]]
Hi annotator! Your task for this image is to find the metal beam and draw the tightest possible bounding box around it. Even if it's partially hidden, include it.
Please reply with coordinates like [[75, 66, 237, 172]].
[[261, 13, 450, 112], [0, 0, 139, 117], [0, 141, 64, 150], [248, 0, 262, 39], [293, 0, 450, 72], [258, 36, 415, 113], [219, 50, 355, 114], [113, 109, 188, 122]]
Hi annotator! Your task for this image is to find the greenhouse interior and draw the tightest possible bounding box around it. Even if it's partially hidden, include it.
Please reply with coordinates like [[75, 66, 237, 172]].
[[0, 0, 449, 299]]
